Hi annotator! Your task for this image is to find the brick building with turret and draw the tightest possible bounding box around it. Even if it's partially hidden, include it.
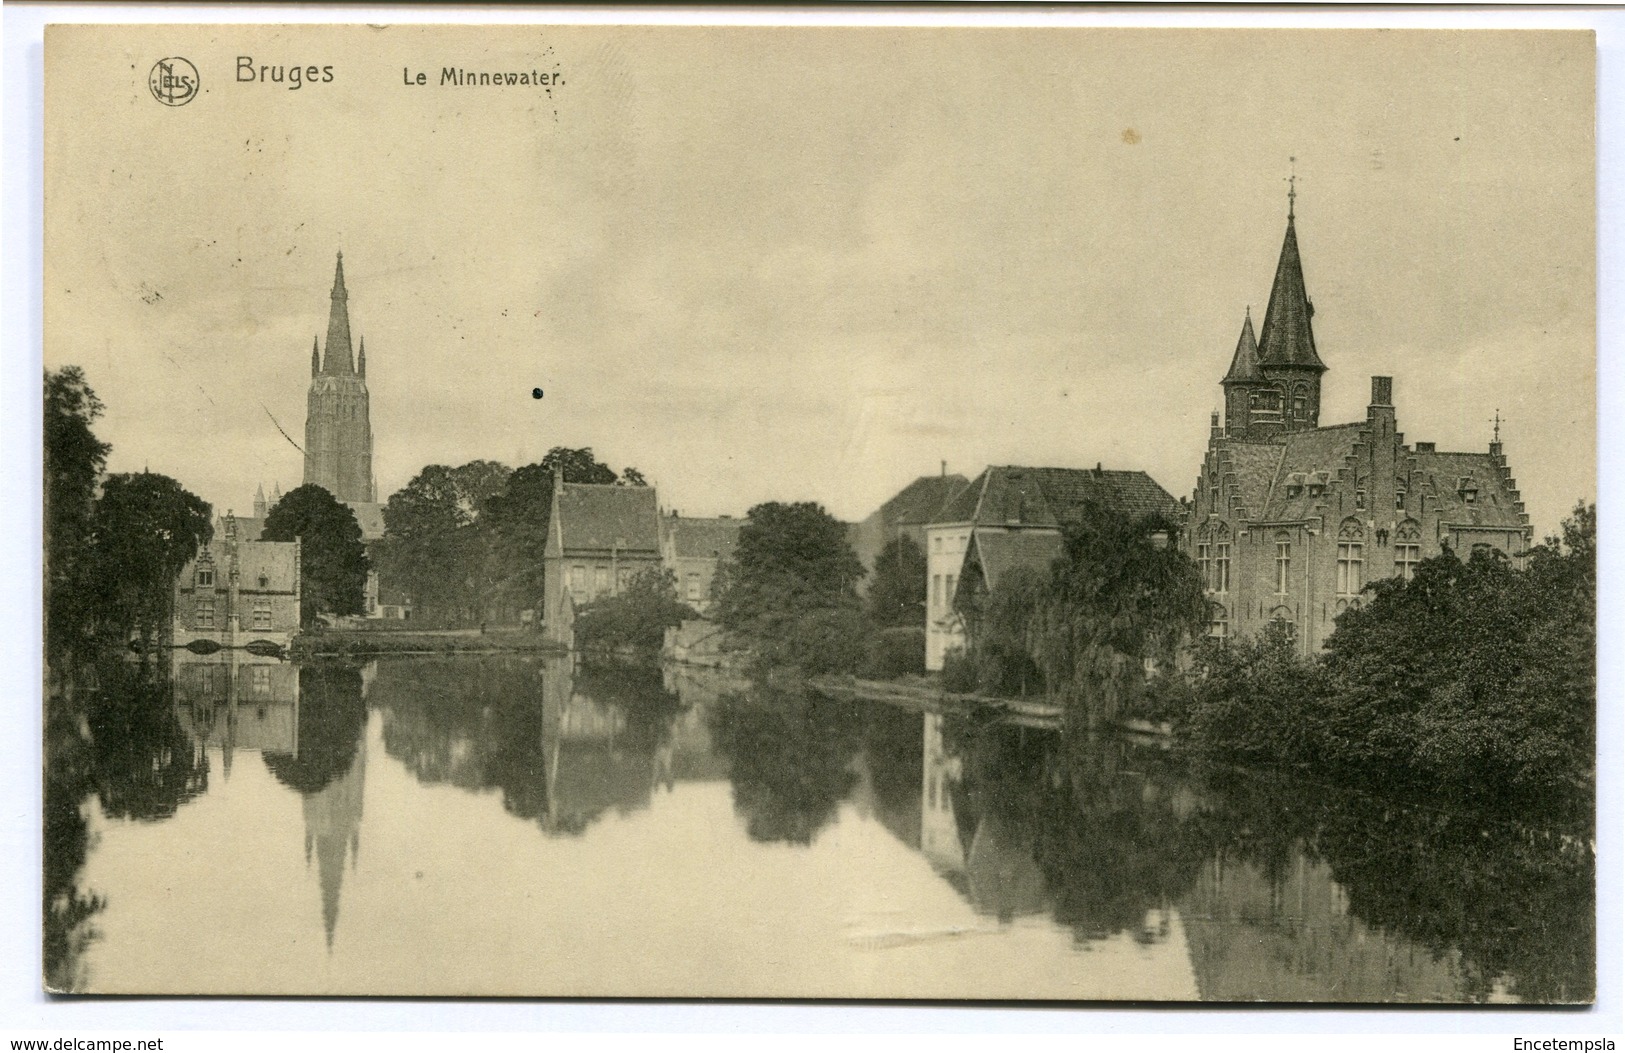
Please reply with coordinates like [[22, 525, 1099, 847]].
[[1187, 198, 1532, 653]]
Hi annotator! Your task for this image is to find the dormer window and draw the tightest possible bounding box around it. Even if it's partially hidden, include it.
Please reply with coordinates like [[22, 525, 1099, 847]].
[[1285, 472, 1306, 498], [1458, 477, 1479, 503], [258, 573, 269, 589], [195, 566, 214, 588]]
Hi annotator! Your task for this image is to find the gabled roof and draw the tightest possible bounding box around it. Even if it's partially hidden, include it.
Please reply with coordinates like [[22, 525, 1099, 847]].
[[553, 483, 660, 554], [216, 515, 266, 543], [935, 466, 1180, 528], [1257, 423, 1365, 521], [344, 501, 386, 542], [183, 539, 299, 590], [1256, 216, 1326, 372], [666, 516, 742, 560], [882, 474, 971, 527], [1222, 311, 1265, 384], [967, 531, 1065, 592], [1411, 450, 1527, 528]]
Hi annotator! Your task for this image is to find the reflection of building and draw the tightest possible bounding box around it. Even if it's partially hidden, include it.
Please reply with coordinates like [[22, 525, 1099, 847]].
[[172, 651, 300, 778], [1181, 851, 1467, 1001], [925, 466, 1180, 669], [173, 513, 301, 648], [542, 478, 663, 645], [659, 512, 741, 613], [539, 658, 662, 831], [919, 714, 967, 879], [1186, 203, 1532, 652], [303, 733, 366, 952]]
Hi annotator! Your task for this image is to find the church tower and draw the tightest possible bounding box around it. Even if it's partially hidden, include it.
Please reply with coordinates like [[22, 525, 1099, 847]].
[[303, 253, 376, 502], [1223, 187, 1328, 438]]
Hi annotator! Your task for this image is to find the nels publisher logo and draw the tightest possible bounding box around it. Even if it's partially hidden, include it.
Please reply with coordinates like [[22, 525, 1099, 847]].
[[148, 57, 199, 106]]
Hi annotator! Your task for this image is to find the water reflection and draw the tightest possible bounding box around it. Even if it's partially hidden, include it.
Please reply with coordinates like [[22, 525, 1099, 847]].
[[56, 653, 1593, 1000]]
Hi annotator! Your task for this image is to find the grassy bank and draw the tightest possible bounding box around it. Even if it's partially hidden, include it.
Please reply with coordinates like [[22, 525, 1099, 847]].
[[291, 628, 568, 657]]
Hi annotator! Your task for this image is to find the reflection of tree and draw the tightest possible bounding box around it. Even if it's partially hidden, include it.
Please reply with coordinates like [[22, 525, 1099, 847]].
[[43, 685, 102, 993], [87, 661, 208, 822], [707, 685, 866, 845], [262, 663, 367, 794], [1180, 764, 1595, 1003]]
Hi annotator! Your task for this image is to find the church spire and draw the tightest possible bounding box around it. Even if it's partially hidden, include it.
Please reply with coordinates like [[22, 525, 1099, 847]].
[[1255, 205, 1325, 372], [322, 252, 354, 375], [1222, 307, 1264, 384]]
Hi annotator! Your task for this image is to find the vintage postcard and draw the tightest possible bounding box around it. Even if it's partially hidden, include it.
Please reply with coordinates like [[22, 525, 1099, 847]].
[[42, 24, 1596, 1000]]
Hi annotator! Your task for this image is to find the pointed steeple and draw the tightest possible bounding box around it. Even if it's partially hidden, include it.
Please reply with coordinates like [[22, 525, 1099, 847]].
[[357, 336, 366, 378], [1222, 308, 1264, 384], [322, 252, 354, 375], [254, 483, 268, 519], [310, 336, 320, 377], [1256, 213, 1326, 371]]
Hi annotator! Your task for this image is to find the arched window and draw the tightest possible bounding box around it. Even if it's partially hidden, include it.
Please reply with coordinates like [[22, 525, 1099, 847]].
[[1268, 605, 1297, 645], [1292, 383, 1308, 421], [1394, 519, 1422, 581], [1196, 523, 1212, 589], [1337, 517, 1365, 595]]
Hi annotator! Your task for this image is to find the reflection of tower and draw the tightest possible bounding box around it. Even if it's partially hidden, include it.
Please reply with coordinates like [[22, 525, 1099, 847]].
[[302, 734, 366, 951], [919, 713, 966, 877]]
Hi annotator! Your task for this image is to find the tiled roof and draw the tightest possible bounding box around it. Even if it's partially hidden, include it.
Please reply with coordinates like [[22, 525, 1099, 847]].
[[667, 516, 742, 560], [883, 474, 971, 526], [1222, 441, 1285, 518], [556, 483, 660, 554], [935, 466, 1180, 527], [1222, 312, 1265, 384], [1258, 423, 1365, 521], [184, 539, 299, 590], [216, 515, 266, 542], [969, 531, 1064, 592], [345, 501, 387, 541], [1256, 216, 1325, 371], [1412, 451, 1527, 528]]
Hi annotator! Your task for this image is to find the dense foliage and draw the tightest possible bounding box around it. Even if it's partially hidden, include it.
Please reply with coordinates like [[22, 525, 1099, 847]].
[[946, 506, 1206, 727], [573, 568, 697, 653], [1180, 503, 1596, 821], [377, 447, 645, 626], [44, 368, 111, 667], [262, 484, 370, 625], [90, 472, 214, 647], [868, 534, 927, 627], [711, 501, 869, 675]]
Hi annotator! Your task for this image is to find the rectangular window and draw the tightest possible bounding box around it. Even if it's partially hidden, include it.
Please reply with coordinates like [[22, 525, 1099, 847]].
[[686, 572, 701, 601], [1395, 544, 1421, 581], [569, 565, 586, 593], [945, 573, 956, 609], [1337, 542, 1364, 594], [1275, 541, 1291, 595], [195, 598, 215, 628], [251, 665, 271, 695], [1396, 491, 1407, 511], [195, 567, 214, 588], [1214, 543, 1231, 594], [1196, 543, 1211, 590], [251, 604, 272, 629], [594, 567, 609, 595], [932, 574, 942, 611]]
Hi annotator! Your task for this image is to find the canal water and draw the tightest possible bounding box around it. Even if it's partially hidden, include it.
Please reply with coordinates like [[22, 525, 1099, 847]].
[[44, 653, 1594, 1001]]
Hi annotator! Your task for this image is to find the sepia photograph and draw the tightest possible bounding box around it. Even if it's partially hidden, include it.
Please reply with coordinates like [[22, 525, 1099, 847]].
[[37, 22, 1597, 1002]]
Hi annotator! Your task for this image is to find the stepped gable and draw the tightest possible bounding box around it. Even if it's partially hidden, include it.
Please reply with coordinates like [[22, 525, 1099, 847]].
[[1410, 449, 1529, 529], [556, 483, 661, 553], [1258, 422, 1365, 521]]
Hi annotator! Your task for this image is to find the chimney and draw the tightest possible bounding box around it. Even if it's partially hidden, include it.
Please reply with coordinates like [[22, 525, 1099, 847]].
[[1371, 376, 1393, 407], [1415, 442, 1436, 454], [941, 460, 947, 478]]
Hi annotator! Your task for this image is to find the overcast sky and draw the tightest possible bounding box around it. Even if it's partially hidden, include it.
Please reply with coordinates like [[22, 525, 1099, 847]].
[[45, 25, 1594, 534]]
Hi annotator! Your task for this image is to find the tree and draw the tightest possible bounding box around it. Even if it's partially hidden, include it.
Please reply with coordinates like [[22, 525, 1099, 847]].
[[620, 467, 649, 487], [263, 484, 369, 625], [713, 501, 869, 674], [377, 464, 493, 625], [1030, 507, 1206, 728], [90, 472, 213, 647], [44, 368, 111, 668], [868, 534, 927, 627], [573, 567, 697, 653]]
